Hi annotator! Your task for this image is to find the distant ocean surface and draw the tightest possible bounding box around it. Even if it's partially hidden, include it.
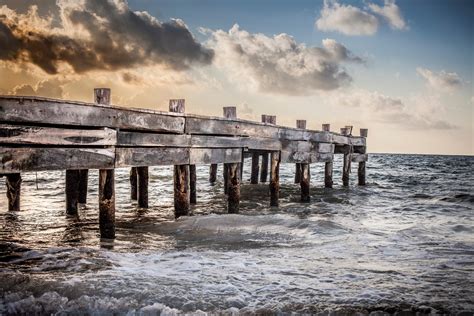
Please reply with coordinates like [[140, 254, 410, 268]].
[[0, 154, 473, 315]]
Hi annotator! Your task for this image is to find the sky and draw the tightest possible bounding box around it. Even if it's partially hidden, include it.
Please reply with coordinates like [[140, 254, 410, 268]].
[[0, 0, 472, 155]]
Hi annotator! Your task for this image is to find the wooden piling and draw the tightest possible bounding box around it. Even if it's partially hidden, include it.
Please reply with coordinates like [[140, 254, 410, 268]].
[[137, 166, 148, 208], [260, 153, 269, 183], [227, 163, 240, 213], [130, 167, 138, 200], [270, 151, 280, 207], [300, 163, 310, 202], [250, 153, 259, 184], [322, 124, 330, 132], [6, 173, 21, 211], [66, 170, 80, 215], [174, 165, 190, 217], [99, 169, 115, 239], [223, 163, 229, 194], [358, 161, 366, 185], [170, 99, 190, 216], [343, 152, 351, 187], [295, 120, 306, 184], [190, 164, 197, 204], [209, 164, 217, 183], [77, 169, 88, 204], [325, 161, 333, 188]]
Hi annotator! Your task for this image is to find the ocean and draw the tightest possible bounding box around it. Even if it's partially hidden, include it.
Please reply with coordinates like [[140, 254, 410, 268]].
[[0, 154, 473, 315]]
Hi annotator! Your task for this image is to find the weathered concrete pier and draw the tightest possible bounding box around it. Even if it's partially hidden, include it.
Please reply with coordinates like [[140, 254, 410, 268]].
[[0, 89, 368, 239]]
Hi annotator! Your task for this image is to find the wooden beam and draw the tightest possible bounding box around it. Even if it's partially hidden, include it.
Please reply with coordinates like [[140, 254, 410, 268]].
[[270, 151, 280, 207], [360, 128, 368, 137], [0, 97, 185, 133], [0, 147, 115, 173], [185, 117, 279, 138], [223, 106, 237, 119], [6, 173, 21, 211], [295, 120, 306, 184], [260, 153, 269, 183], [0, 125, 117, 146], [137, 166, 148, 208], [115, 147, 189, 168], [118, 132, 189, 147], [94, 88, 111, 105], [99, 169, 115, 239], [227, 163, 240, 213], [189, 148, 241, 164]]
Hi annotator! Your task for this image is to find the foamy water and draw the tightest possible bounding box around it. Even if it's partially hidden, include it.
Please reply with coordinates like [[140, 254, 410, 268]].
[[1, 154, 473, 315]]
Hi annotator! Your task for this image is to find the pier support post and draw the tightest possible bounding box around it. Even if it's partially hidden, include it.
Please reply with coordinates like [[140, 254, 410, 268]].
[[300, 163, 310, 202], [227, 163, 240, 213], [6, 173, 21, 211], [209, 164, 217, 184], [223, 164, 229, 194], [130, 167, 138, 200], [358, 161, 366, 186], [260, 153, 269, 183], [294, 120, 306, 184], [250, 153, 259, 184], [322, 124, 333, 188], [174, 165, 190, 217], [78, 170, 88, 204], [325, 162, 333, 188], [342, 153, 351, 187], [66, 170, 80, 215], [170, 99, 190, 216], [270, 151, 280, 207], [358, 128, 368, 186], [190, 164, 197, 204], [137, 166, 148, 208], [99, 169, 115, 239]]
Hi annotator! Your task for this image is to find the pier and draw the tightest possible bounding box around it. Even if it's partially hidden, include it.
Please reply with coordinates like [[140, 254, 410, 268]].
[[0, 88, 368, 239]]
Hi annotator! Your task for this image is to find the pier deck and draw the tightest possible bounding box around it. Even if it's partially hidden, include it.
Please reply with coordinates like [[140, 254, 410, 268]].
[[0, 89, 368, 239]]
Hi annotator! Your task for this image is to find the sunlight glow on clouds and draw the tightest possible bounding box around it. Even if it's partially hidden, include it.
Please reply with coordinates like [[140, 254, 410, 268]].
[[368, 0, 408, 30], [209, 24, 363, 95], [416, 67, 463, 92]]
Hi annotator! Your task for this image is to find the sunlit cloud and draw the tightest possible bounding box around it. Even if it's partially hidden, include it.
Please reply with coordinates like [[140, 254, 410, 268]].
[[416, 67, 463, 92], [368, 0, 408, 30], [208, 24, 363, 95]]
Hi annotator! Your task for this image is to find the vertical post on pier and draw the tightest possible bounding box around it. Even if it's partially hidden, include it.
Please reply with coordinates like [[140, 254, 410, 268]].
[[250, 153, 259, 184], [137, 166, 149, 208], [227, 163, 240, 213], [99, 169, 115, 239], [93, 88, 115, 238], [170, 99, 190, 217], [322, 124, 333, 188], [130, 167, 138, 200], [260, 115, 276, 183], [358, 128, 368, 186], [270, 151, 280, 207], [300, 163, 310, 202], [341, 127, 351, 187], [295, 120, 306, 184], [189, 164, 197, 204], [6, 173, 21, 211], [223, 163, 229, 194], [66, 170, 80, 215], [209, 164, 217, 184], [78, 170, 88, 204]]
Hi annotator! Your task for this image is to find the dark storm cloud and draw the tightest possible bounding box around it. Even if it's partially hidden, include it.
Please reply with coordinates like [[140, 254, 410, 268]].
[[0, 0, 214, 74]]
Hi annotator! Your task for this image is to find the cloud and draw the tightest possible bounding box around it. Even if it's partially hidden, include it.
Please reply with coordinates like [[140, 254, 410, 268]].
[[10, 78, 64, 98], [368, 0, 407, 30], [327, 88, 455, 130], [315, 0, 379, 36], [209, 24, 363, 95], [0, 0, 213, 75], [416, 67, 463, 92]]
